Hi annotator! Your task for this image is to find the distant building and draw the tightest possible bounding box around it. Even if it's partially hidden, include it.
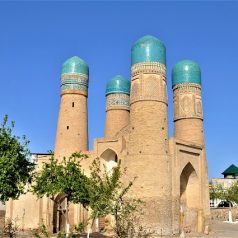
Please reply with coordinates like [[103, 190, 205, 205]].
[[210, 164, 238, 207]]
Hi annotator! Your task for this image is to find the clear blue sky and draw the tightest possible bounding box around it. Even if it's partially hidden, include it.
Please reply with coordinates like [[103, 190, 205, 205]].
[[0, 1, 237, 179]]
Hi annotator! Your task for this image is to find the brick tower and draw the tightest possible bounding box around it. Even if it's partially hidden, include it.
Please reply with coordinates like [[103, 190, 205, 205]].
[[104, 75, 130, 138], [126, 35, 172, 235], [54, 56, 89, 159], [172, 60, 210, 232], [172, 60, 204, 144]]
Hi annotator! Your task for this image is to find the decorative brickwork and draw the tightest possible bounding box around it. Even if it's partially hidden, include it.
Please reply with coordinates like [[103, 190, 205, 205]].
[[173, 83, 203, 121], [61, 73, 88, 96], [106, 93, 130, 111], [131, 62, 166, 77], [130, 62, 167, 105]]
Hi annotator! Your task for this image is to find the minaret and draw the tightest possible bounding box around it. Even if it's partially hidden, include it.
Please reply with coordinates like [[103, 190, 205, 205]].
[[172, 60, 210, 232], [54, 56, 89, 159], [126, 35, 172, 235], [104, 75, 130, 138], [172, 60, 204, 145]]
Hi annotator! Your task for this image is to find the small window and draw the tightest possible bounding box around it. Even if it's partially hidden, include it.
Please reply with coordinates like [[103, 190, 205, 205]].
[[67, 126, 69, 130], [72, 102, 74, 107], [115, 154, 118, 163]]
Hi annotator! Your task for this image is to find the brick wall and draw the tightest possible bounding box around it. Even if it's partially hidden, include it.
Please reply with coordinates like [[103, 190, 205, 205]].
[[211, 207, 238, 221]]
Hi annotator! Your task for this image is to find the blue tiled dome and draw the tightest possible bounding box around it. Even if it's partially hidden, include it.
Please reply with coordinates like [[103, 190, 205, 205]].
[[105, 75, 130, 96], [61, 56, 89, 75], [172, 60, 201, 87], [131, 35, 166, 66]]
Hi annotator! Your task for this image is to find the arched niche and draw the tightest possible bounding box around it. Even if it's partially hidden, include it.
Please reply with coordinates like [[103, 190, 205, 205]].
[[180, 162, 199, 231], [100, 148, 118, 173]]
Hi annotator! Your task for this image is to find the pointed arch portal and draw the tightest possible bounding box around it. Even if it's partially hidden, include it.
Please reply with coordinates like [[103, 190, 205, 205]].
[[180, 162, 199, 232]]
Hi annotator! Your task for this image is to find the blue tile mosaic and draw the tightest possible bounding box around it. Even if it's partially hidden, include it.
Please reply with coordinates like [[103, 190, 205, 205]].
[[172, 60, 201, 87], [105, 75, 130, 96], [61, 56, 89, 75], [131, 35, 166, 66]]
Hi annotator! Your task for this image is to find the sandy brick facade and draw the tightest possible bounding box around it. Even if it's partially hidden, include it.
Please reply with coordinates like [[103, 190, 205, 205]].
[[6, 36, 210, 237]]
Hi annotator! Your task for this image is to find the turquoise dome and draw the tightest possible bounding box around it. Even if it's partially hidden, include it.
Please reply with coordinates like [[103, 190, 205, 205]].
[[131, 35, 166, 66], [61, 56, 89, 75], [105, 75, 130, 96], [172, 60, 201, 87]]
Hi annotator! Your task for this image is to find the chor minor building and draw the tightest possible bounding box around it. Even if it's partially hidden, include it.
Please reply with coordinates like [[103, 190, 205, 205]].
[[6, 35, 210, 236]]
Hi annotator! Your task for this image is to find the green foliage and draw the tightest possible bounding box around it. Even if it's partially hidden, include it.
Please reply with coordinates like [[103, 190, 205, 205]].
[[226, 181, 238, 204], [33, 223, 50, 238], [56, 231, 64, 238], [32, 155, 61, 201], [74, 221, 88, 233], [209, 183, 224, 200], [210, 181, 238, 205], [33, 154, 153, 237], [87, 158, 125, 219], [59, 153, 90, 206], [0, 115, 35, 203], [32, 152, 90, 207], [87, 158, 153, 237], [32, 152, 90, 233]]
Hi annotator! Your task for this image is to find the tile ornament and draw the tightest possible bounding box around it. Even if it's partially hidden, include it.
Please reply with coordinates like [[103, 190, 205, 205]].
[[173, 83, 203, 120], [105, 75, 130, 111], [61, 73, 89, 96], [106, 94, 130, 111], [131, 62, 166, 78], [172, 60, 201, 87], [105, 75, 130, 96], [61, 56, 89, 75], [130, 62, 167, 105], [131, 35, 166, 66], [60, 56, 89, 96]]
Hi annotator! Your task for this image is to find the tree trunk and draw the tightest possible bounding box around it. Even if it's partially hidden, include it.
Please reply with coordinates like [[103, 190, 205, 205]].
[[228, 202, 232, 223], [65, 197, 70, 237]]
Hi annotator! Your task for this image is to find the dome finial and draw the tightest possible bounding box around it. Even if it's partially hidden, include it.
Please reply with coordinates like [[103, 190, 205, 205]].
[[61, 56, 89, 75], [172, 60, 201, 87], [131, 35, 166, 66], [106, 75, 130, 96]]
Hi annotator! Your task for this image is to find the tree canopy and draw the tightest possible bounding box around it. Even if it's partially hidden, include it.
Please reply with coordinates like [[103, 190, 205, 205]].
[[0, 115, 35, 203], [210, 181, 238, 205], [32, 152, 90, 207]]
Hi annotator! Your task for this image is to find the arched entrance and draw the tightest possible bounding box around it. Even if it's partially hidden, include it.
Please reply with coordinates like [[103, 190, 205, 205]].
[[53, 194, 66, 233], [180, 163, 199, 232], [99, 149, 118, 232], [100, 148, 118, 174]]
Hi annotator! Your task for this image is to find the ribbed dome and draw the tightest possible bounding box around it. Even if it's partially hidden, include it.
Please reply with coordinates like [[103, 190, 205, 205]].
[[61, 56, 89, 75], [172, 60, 201, 87], [131, 35, 166, 66], [105, 75, 130, 96]]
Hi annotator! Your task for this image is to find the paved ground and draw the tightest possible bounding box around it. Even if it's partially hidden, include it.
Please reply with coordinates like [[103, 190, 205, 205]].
[[1, 221, 238, 237], [185, 220, 238, 238]]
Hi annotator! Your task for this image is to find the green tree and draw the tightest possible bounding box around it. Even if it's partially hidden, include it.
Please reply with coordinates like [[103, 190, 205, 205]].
[[87, 158, 152, 238], [209, 183, 224, 201], [0, 115, 35, 203], [32, 152, 90, 233], [225, 182, 238, 205], [210, 181, 238, 222], [87, 158, 125, 220]]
